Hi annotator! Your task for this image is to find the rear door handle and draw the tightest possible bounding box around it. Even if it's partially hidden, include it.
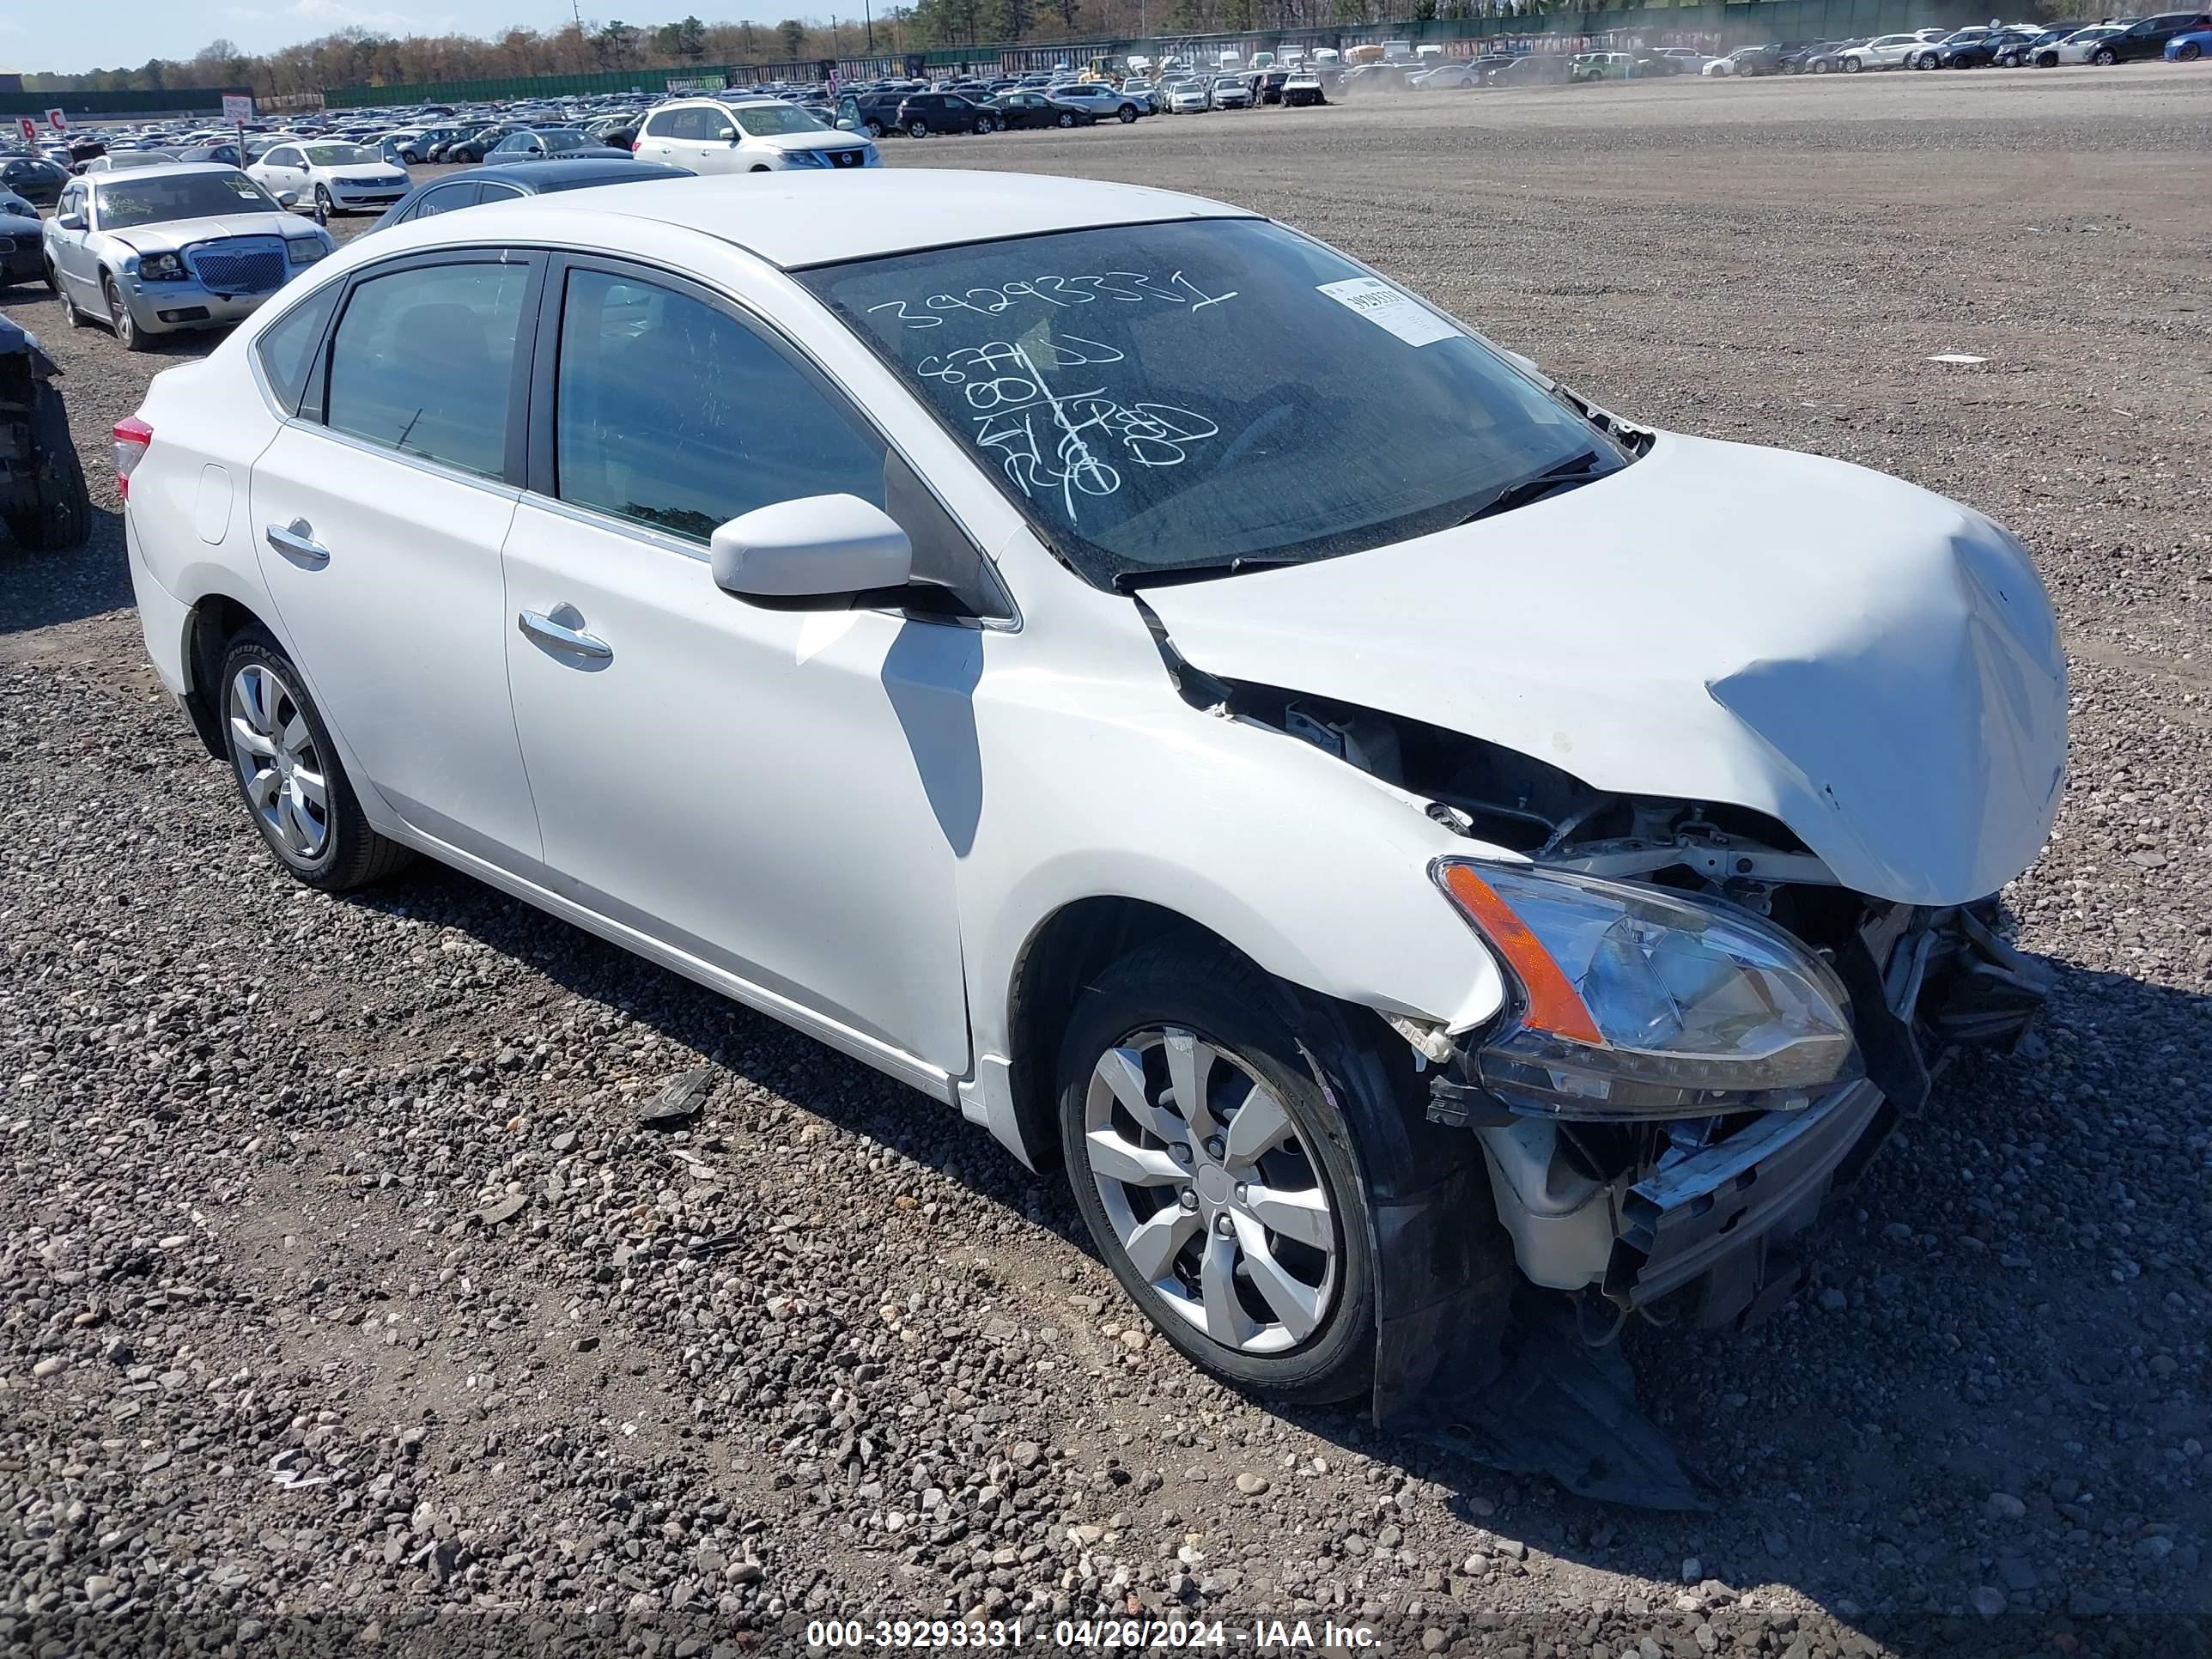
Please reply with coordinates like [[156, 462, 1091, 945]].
[[518, 607, 613, 661], [264, 518, 328, 568]]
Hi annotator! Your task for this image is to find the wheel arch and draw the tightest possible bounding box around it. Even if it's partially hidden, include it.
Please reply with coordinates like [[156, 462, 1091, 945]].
[[181, 589, 277, 760]]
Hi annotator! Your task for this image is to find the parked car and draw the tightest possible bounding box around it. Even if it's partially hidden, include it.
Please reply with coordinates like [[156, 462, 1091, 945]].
[[411, 126, 472, 161], [368, 156, 694, 233], [635, 96, 881, 166], [484, 128, 617, 163], [1410, 60, 1483, 88], [1046, 82, 1147, 122], [82, 151, 181, 173], [1705, 45, 1787, 75], [2051, 23, 2128, 60], [42, 164, 333, 350], [1836, 32, 1926, 70], [1165, 80, 1214, 112], [1211, 74, 1256, 107], [0, 189, 45, 289], [248, 142, 410, 217], [117, 168, 2066, 1418], [1486, 53, 1574, 84], [1989, 26, 2075, 63], [439, 125, 527, 164], [173, 143, 244, 166], [836, 91, 910, 138], [1121, 79, 1165, 111], [883, 93, 999, 137], [0, 155, 69, 208], [988, 92, 1096, 129], [1281, 70, 1329, 105], [2166, 23, 2212, 54], [0, 313, 89, 550], [2087, 9, 2212, 58], [1936, 26, 2047, 65]]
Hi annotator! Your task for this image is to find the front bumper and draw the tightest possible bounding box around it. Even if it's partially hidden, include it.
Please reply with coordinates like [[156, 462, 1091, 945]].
[[1437, 900, 2048, 1331], [329, 185, 408, 209], [118, 276, 283, 335]]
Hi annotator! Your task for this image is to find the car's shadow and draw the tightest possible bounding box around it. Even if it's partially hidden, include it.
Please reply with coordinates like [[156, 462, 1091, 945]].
[[342, 860, 2207, 1639]]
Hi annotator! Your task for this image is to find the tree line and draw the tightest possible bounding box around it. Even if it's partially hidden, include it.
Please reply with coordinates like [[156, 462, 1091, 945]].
[[24, 0, 1595, 94]]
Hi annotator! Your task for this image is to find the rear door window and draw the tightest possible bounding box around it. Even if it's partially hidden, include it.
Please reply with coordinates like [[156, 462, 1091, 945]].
[[324, 260, 534, 481]]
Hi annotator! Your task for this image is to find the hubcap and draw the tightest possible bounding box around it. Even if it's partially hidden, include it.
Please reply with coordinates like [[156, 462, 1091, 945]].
[[1084, 1026, 1337, 1356], [228, 662, 330, 860]]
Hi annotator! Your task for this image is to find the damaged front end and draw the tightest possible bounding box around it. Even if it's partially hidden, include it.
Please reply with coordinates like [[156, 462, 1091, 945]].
[[1372, 800, 2048, 1505]]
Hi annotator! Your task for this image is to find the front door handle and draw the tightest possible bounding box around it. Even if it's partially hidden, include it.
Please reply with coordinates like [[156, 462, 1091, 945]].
[[264, 518, 328, 568], [518, 607, 613, 661]]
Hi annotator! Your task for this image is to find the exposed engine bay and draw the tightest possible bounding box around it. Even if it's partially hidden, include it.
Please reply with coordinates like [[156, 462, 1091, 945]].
[[1199, 677, 2052, 1504]]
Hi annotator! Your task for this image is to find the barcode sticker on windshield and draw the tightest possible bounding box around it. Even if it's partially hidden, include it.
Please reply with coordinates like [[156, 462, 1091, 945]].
[[1317, 277, 1460, 347]]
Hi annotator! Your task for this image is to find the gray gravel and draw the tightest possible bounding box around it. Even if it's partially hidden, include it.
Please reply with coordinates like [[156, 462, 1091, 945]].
[[3, 67, 2209, 1656]]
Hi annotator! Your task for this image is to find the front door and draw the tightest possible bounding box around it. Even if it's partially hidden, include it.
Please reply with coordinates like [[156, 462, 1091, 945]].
[[500, 258, 973, 1077], [49, 184, 96, 297], [247, 251, 546, 867]]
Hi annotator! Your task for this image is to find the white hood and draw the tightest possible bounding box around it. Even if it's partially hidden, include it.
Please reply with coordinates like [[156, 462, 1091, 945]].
[[1140, 433, 2067, 906]]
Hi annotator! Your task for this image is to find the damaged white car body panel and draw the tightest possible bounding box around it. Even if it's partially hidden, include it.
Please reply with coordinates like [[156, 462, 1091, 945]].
[[1137, 432, 2067, 910]]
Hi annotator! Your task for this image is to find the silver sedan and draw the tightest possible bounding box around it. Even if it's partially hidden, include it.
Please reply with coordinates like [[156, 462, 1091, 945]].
[[42, 163, 335, 349]]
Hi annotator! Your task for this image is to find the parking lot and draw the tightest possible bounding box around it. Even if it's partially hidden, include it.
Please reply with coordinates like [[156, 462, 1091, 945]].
[[3, 64, 2209, 1656]]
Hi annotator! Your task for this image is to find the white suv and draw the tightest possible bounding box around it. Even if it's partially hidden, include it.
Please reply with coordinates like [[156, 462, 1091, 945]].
[[1838, 33, 1925, 70], [115, 171, 2063, 1415], [630, 96, 878, 173]]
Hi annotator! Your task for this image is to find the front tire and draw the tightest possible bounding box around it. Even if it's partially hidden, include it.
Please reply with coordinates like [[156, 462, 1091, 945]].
[[218, 628, 414, 891], [2178, 40, 2203, 58], [102, 274, 147, 352], [313, 184, 334, 216], [1057, 938, 1376, 1405], [1056, 111, 1076, 127], [1844, 55, 1863, 71], [1118, 103, 1138, 121]]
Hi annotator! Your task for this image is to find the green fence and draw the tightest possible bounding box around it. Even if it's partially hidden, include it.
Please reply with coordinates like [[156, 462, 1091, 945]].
[[321, 0, 1993, 108]]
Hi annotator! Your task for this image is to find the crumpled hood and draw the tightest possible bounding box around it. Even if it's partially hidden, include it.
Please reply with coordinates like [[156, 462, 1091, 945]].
[[1140, 433, 2068, 906]]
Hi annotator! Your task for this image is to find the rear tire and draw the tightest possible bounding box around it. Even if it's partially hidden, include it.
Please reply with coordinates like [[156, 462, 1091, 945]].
[[2179, 40, 2203, 58], [864, 119, 884, 137], [217, 627, 414, 892], [907, 118, 930, 137], [1056, 936, 1378, 1406], [1844, 55, 1863, 71], [2092, 46, 2116, 63], [3, 383, 89, 551]]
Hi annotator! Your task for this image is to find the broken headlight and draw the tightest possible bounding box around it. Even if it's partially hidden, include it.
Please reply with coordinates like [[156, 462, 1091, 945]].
[[1433, 858, 1859, 1118]]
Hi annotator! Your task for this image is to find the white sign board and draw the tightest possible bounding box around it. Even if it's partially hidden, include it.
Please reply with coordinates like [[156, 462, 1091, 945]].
[[46, 109, 69, 133], [17, 118, 37, 146], [222, 94, 255, 123]]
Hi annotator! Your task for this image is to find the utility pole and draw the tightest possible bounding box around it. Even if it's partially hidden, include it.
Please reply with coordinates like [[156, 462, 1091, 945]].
[[865, 0, 875, 52]]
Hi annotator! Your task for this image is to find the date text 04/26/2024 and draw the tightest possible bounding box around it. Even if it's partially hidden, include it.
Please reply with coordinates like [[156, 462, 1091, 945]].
[[802, 1619, 1382, 1649]]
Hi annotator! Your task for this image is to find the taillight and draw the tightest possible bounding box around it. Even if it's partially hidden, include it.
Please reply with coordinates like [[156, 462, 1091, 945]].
[[113, 416, 152, 498]]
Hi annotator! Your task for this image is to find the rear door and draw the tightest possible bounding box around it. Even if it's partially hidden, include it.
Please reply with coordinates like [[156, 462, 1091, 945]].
[[247, 249, 547, 867]]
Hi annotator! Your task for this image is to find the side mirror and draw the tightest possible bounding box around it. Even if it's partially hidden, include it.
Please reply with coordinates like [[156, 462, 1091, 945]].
[[58, 211, 86, 230], [710, 494, 913, 601], [836, 117, 860, 131], [276, 191, 300, 207]]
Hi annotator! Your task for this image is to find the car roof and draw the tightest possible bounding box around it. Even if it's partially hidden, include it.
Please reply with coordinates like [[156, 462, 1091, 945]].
[[480, 157, 690, 186], [88, 161, 248, 185], [434, 168, 1247, 270]]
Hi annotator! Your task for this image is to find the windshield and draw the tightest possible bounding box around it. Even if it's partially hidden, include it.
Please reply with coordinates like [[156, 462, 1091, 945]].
[[304, 144, 380, 166], [733, 104, 829, 135], [96, 171, 283, 227], [802, 218, 1617, 587]]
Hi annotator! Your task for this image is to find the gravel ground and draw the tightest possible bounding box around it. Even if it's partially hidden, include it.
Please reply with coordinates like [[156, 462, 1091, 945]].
[[3, 67, 2209, 1658]]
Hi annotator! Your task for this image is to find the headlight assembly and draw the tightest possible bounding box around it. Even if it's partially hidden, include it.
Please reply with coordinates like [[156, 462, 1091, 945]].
[[137, 252, 189, 283], [287, 237, 329, 264], [1433, 858, 1859, 1119]]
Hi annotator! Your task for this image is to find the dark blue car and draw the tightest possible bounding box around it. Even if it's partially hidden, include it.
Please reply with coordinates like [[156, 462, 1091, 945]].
[[367, 155, 692, 234]]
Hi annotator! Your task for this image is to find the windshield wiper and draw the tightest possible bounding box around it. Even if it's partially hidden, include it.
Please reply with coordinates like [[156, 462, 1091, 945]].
[[1452, 449, 1611, 528], [1112, 556, 1302, 592]]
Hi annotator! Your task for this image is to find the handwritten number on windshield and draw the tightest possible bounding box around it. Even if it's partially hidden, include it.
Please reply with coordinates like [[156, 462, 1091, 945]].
[[867, 270, 1237, 331]]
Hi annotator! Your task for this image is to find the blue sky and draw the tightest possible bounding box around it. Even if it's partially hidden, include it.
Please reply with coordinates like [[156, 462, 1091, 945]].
[[3, 3, 792, 76]]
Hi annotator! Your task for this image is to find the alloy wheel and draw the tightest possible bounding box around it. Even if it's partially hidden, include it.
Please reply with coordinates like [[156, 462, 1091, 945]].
[[102, 277, 137, 349], [1082, 1026, 1338, 1356], [228, 660, 331, 860]]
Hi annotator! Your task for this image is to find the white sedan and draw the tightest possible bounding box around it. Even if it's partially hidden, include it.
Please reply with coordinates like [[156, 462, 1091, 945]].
[[247, 140, 410, 217], [117, 172, 2065, 1413]]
